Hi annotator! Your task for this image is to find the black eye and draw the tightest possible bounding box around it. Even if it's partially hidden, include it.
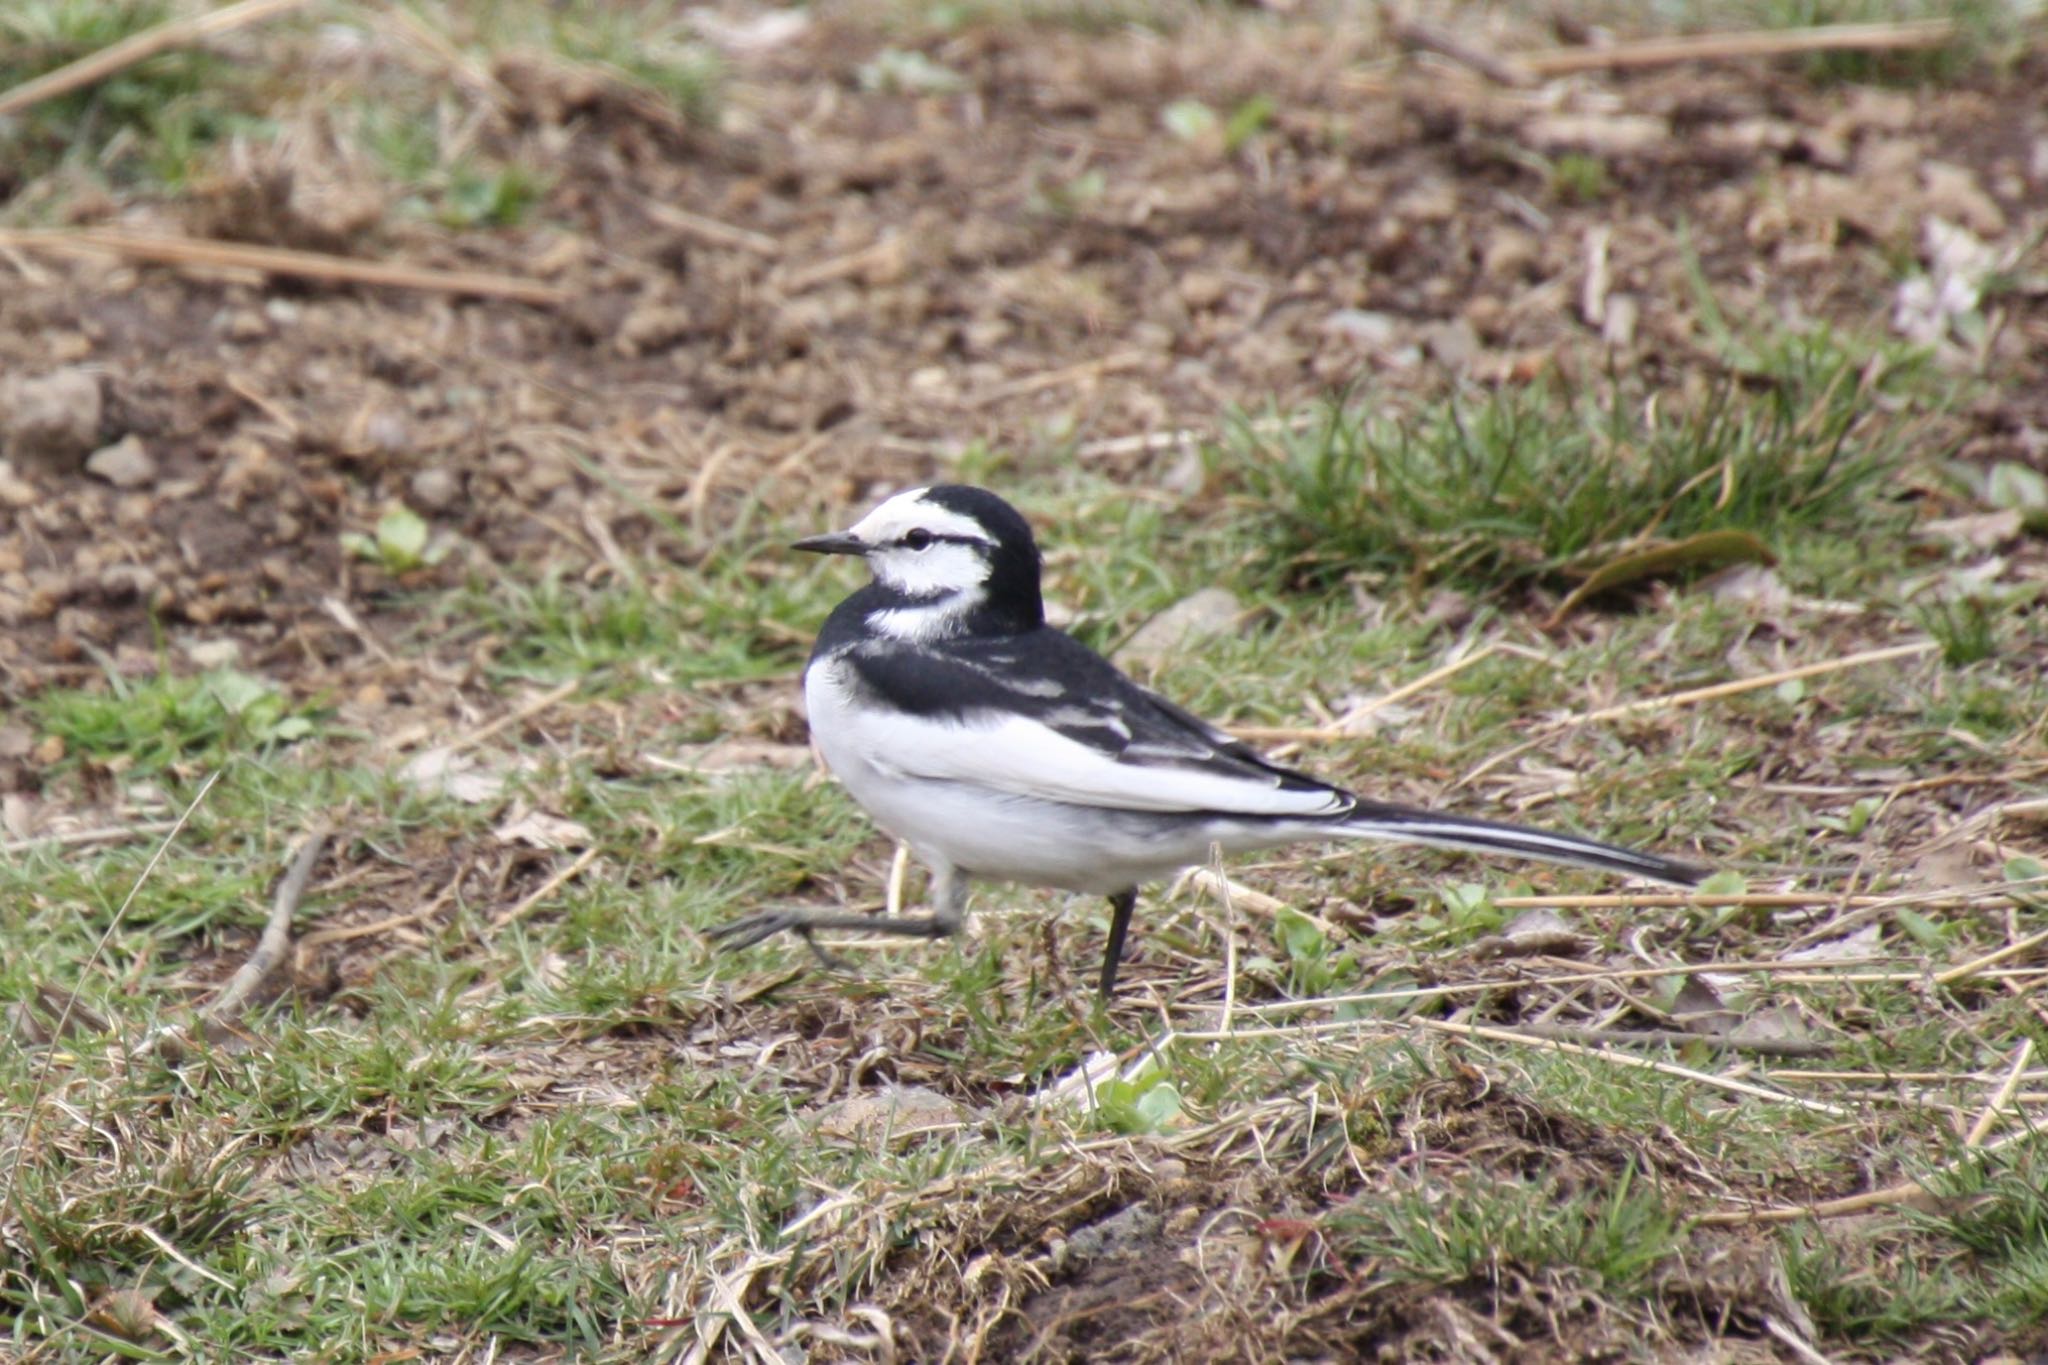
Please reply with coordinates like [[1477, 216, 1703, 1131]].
[[902, 529, 934, 551]]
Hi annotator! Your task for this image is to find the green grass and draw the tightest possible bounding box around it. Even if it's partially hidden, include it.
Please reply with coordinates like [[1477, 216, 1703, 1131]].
[[28, 667, 321, 773], [1213, 325, 1941, 595], [1, 0, 717, 220], [0, 0, 271, 193], [6, 357, 2038, 1353], [3, 475, 2042, 1354], [1329, 1161, 1684, 1295]]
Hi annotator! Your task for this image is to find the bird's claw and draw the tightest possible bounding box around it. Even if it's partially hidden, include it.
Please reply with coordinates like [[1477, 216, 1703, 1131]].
[[703, 910, 798, 952], [705, 911, 856, 972]]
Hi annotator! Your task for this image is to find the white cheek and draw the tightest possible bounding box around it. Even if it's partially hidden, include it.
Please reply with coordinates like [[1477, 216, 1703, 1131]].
[[871, 543, 986, 597]]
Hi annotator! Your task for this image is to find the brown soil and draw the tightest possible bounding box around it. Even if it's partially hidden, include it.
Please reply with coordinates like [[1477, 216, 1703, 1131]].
[[4, 19, 2042, 710]]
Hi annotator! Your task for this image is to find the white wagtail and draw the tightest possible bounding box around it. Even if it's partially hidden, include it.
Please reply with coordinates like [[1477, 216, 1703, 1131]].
[[708, 485, 1705, 995]]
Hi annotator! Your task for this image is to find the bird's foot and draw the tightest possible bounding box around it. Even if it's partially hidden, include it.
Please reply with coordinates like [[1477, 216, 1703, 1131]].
[[704, 910, 857, 972]]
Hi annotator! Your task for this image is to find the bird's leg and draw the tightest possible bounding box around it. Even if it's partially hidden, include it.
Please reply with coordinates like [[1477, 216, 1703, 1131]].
[[1098, 887, 1138, 998], [705, 863, 968, 968]]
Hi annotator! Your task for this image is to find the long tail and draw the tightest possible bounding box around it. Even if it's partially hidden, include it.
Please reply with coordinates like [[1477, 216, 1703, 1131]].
[[1338, 799, 1705, 886]]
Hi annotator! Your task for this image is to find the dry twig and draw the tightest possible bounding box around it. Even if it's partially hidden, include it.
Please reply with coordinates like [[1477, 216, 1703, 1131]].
[[1519, 19, 1957, 78], [1387, 14, 1532, 86], [490, 846, 603, 928], [201, 823, 334, 1025], [0, 0, 314, 118], [641, 199, 781, 258], [0, 229, 569, 305], [1698, 1119, 2044, 1226], [0, 820, 179, 856], [1502, 1021, 1833, 1059], [1415, 1018, 1847, 1114]]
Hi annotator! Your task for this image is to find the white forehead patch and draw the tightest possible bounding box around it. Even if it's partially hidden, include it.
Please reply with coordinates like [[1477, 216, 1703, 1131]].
[[848, 488, 994, 548]]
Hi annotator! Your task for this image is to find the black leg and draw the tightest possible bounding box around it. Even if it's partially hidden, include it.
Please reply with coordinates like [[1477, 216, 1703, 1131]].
[[1098, 887, 1137, 998]]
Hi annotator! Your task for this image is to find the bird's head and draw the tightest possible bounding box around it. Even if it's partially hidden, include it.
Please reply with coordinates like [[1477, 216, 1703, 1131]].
[[796, 484, 1044, 637]]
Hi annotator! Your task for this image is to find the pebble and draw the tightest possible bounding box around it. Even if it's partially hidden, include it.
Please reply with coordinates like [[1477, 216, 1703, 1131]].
[[182, 638, 243, 669], [1119, 587, 1246, 668], [1323, 309, 1401, 346], [408, 466, 461, 512], [85, 435, 157, 488], [1, 367, 102, 466], [1421, 318, 1480, 372], [0, 460, 36, 509]]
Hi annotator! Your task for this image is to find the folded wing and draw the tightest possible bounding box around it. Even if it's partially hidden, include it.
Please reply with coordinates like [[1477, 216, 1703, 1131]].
[[843, 632, 1353, 819]]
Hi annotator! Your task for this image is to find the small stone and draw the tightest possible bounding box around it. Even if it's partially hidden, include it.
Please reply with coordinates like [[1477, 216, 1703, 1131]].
[[1525, 113, 1668, 155], [98, 563, 160, 599], [1119, 587, 1246, 668], [85, 435, 156, 488], [408, 466, 461, 513], [53, 606, 109, 644], [223, 309, 270, 341], [1176, 271, 1229, 310], [0, 460, 35, 509], [615, 302, 695, 356], [1420, 318, 1480, 372], [1, 367, 102, 466], [1323, 309, 1401, 346], [181, 638, 242, 669], [1480, 227, 1539, 281], [1921, 161, 2007, 237]]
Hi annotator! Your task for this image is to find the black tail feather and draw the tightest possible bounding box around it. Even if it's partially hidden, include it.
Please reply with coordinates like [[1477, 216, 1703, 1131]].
[[1338, 800, 1704, 886]]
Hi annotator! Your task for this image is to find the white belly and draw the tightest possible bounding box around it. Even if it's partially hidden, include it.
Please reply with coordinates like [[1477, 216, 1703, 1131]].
[[803, 656, 1308, 893]]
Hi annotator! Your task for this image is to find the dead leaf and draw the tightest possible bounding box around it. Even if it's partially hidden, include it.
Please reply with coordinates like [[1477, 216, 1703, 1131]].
[[2, 792, 32, 840], [1705, 563, 1794, 614], [0, 723, 32, 759], [646, 739, 814, 776], [493, 804, 593, 850], [397, 748, 509, 805], [1784, 922, 1885, 963], [1672, 976, 1744, 1034], [803, 1085, 973, 1146], [1917, 508, 2023, 549], [1731, 1005, 1813, 1047], [1471, 906, 1588, 959]]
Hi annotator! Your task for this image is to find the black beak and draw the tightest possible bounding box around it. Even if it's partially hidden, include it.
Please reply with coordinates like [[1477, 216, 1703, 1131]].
[[792, 530, 867, 556]]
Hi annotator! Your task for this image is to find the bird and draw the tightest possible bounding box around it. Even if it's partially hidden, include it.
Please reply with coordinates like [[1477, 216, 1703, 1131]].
[[707, 484, 1705, 996]]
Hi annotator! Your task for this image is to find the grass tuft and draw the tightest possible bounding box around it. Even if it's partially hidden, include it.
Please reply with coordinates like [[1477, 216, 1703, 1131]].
[[0, 0, 268, 192], [1214, 327, 1938, 595]]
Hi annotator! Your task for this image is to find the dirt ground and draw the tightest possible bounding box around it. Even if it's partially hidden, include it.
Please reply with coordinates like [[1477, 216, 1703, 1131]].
[[4, 11, 2042, 715], [3, 4, 2046, 1359]]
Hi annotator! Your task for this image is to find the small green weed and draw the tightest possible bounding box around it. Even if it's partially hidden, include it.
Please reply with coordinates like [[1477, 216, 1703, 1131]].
[[31, 668, 318, 770], [1550, 152, 1611, 203], [341, 504, 450, 574]]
